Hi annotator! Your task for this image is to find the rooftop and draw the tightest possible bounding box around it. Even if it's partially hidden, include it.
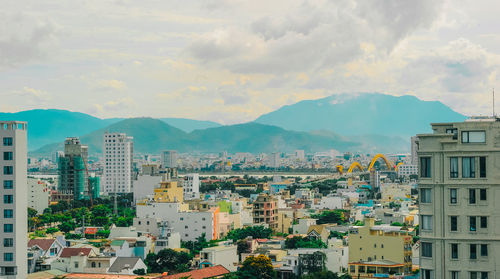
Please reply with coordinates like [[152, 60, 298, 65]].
[[159, 265, 230, 279]]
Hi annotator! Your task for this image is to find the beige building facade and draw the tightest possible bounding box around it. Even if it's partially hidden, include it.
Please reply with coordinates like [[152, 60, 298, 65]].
[[418, 118, 500, 279]]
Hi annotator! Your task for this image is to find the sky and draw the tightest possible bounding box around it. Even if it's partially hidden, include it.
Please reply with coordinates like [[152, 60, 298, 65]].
[[1, 0, 500, 124]]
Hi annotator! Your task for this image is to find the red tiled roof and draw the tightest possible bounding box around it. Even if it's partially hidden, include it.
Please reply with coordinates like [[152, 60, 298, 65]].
[[60, 248, 93, 258], [85, 228, 98, 234], [159, 265, 230, 279], [28, 239, 56, 251]]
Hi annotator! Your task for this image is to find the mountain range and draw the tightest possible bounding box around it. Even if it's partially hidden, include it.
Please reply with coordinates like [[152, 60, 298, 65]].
[[3, 93, 467, 155]]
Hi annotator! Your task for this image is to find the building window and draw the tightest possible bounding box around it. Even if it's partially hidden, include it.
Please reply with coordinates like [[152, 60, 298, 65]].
[[3, 195, 13, 204], [462, 131, 486, 143], [3, 253, 13, 262], [91, 262, 96, 268], [420, 188, 431, 203], [421, 242, 432, 258], [479, 157, 486, 177], [3, 138, 12, 146], [3, 180, 13, 189], [451, 243, 458, 259], [470, 217, 477, 232], [75, 262, 79, 268], [450, 216, 458, 231], [451, 271, 459, 279], [422, 269, 433, 279], [480, 217, 488, 228], [421, 215, 433, 231], [420, 157, 431, 178], [50, 248, 57, 256], [481, 272, 489, 279], [3, 224, 13, 233], [3, 238, 13, 247], [470, 244, 477, 259], [462, 157, 475, 178], [480, 244, 488, 257], [3, 152, 12, 161], [450, 189, 457, 204], [3, 209, 13, 218], [450, 157, 458, 178], [470, 272, 478, 279], [469, 189, 476, 204], [3, 166, 13, 175], [479, 189, 487, 201]]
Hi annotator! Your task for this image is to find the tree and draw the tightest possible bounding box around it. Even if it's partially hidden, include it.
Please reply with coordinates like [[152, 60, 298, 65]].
[[133, 268, 146, 275], [311, 210, 346, 225], [226, 226, 272, 241], [58, 221, 76, 233], [237, 255, 274, 279], [46, 227, 59, 234], [28, 207, 38, 218], [145, 249, 192, 274], [285, 236, 327, 249]]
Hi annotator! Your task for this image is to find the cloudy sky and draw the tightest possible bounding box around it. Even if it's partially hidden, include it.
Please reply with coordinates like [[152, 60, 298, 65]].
[[1, 0, 499, 124]]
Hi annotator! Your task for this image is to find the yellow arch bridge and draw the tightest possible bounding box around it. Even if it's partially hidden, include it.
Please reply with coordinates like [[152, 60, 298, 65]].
[[336, 154, 403, 175]]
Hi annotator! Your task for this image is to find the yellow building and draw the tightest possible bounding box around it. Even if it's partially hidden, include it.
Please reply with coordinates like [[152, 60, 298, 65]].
[[348, 218, 412, 278], [153, 181, 184, 203], [276, 211, 292, 234]]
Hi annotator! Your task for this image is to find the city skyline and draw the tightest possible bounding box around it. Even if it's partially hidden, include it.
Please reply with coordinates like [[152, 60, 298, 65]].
[[2, 0, 500, 124]]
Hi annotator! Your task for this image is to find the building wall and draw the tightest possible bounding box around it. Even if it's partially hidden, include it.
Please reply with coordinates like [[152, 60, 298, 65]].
[[418, 120, 500, 279], [103, 133, 133, 194], [0, 122, 27, 278], [182, 173, 200, 200], [153, 181, 183, 203], [27, 177, 49, 214], [161, 150, 178, 168], [133, 175, 162, 203], [200, 246, 237, 272]]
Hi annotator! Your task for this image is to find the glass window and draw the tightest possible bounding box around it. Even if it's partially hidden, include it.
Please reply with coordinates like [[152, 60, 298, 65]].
[[3, 195, 13, 204], [451, 243, 458, 259], [480, 217, 487, 228], [462, 131, 486, 143], [451, 271, 459, 279], [421, 242, 432, 257], [471, 272, 478, 279], [470, 216, 477, 232], [480, 244, 488, 257], [3, 152, 12, 161], [481, 272, 489, 279], [3, 224, 13, 233], [422, 215, 433, 231], [450, 157, 458, 178], [2, 138, 12, 146], [470, 244, 477, 259], [450, 216, 458, 231], [3, 166, 13, 175], [422, 269, 433, 279], [3, 209, 13, 218], [450, 189, 457, 204], [479, 157, 486, 178], [3, 238, 13, 247], [480, 189, 487, 201], [469, 189, 476, 204], [462, 157, 475, 178], [420, 157, 431, 178], [3, 253, 13, 262], [421, 188, 431, 203], [3, 180, 13, 189]]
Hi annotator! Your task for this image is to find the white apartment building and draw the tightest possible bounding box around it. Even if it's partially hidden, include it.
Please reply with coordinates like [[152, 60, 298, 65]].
[[0, 121, 27, 278], [27, 177, 50, 214], [269, 152, 280, 168], [200, 244, 238, 272], [398, 164, 418, 176], [295, 150, 305, 160], [182, 173, 200, 200], [161, 150, 177, 168], [418, 118, 500, 279], [103, 133, 133, 194]]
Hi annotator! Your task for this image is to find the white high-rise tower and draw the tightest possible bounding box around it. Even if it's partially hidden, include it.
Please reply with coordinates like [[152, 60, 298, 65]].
[[103, 132, 133, 194], [0, 121, 27, 278]]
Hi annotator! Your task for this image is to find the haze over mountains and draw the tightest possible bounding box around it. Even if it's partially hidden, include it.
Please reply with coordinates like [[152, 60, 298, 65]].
[[3, 93, 466, 155]]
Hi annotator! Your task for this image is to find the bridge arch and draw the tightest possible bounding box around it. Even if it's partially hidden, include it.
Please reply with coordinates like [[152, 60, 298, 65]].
[[336, 165, 344, 174], [368, 154, 394, 171], [347, 162, 364, 173], [395, 162, 404, 171]]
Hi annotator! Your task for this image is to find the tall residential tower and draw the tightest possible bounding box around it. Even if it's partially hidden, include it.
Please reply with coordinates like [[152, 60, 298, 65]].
[[0, 121, 27, 278], [418, 117, 499, 279], [103, 132, 133, 194], [58, 137, 88, 200], [161, 150, 178, 168]]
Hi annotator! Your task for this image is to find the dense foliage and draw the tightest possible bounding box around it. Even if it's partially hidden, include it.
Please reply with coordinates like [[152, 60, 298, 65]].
[[285, 236, 327, 249], [181, 233, 219, 256], [145, 249, 192, 274], [310, 210, 346, 225], [226, 226, 272, 241]]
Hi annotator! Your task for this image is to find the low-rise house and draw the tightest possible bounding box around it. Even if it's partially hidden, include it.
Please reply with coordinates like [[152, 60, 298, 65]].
[[200, 244, 238, 272], [107, 257, 147, 275], [28, 238, 66, 273], [52, 248, 97, 273], [307, 225, 329, 244]]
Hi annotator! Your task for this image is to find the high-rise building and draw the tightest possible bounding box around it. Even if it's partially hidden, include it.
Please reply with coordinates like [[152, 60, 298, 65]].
[[161, 150, 178, 168], [410, 136, 418, 165], [58, 137, 88, 200], [269, 152, 280, 168], [295, 150, 305, 160], [418, 118, 497, 279], [0, 121, 27, 278], [182, 173, 200, 200], [103, 132, 133, 194]]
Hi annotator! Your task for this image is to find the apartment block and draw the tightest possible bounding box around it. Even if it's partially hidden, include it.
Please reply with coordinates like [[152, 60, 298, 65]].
[[418, 118, 500, 279], [58, 137, 88, 200], [253, 194, 278, 230], [161, 150, 178, 168], [0, 121, 27, 278], [103, 132, 133, 194], [182, 173, 200, 200]]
